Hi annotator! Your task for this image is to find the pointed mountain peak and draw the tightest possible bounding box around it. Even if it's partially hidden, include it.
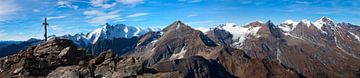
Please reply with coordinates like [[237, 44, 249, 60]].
[[163, 20, 192, 31], [315, 16, 334, 25], [265, 20, 278, 28], [313, 16, 335, 32], [319, 16, 332, 22], [265, 20, 273, 24], [245, 20, 265, 27], [283, 20, 298, 24], [105, 23, 111, 26], [173, 20, 186, 27], [175, 20, 183, 23], [102, 23, 113, 29], [255, 20, 263, 23]]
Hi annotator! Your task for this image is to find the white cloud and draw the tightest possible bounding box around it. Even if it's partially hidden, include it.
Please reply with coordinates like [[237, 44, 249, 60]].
[[90, 0, 117, 9], [84, 10, 122, 25], [117, 0, 144, 5], [57, 0, 79, 9], [178, 0, 202, 3], [295, 1, 311, 4], [84, 10, 106, 16], [126, 13, 149, 18], [47, 16, 67, 20], [130, 18, 145, 21], [0, 0, 20, 21], [187, 14, 198, 17], [33, 9, 40, 12]]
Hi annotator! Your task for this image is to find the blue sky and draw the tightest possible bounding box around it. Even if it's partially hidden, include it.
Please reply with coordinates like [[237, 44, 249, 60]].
[[0, 0, 359, 40]]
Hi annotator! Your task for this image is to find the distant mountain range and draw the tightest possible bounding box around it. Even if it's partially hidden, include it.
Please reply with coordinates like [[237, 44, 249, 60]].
[[58, 23, 160, 55], [0, 41, 23, 45], [0, 38, 41, 57], [0, 17, 360, 77]]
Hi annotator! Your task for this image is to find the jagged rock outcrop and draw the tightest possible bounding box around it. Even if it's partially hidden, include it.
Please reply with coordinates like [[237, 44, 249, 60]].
[[205, 27, 233, 46], [0, 38, 89, 78]]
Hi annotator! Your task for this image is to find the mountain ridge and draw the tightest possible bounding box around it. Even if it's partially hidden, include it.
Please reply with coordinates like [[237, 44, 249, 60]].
[[0, 17, 360, 77]]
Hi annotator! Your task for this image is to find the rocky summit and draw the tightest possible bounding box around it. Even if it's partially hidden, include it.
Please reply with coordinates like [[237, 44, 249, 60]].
[[1, 18, 360, 78]]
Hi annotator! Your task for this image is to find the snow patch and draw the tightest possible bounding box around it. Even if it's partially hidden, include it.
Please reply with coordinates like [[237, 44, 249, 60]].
[[176, 23, 181, 30], [134, 27, 141, 36], [151, 40, 158, 43], [276, 48, 282, 63], [170, 46, 187, 60], [349, 32, 360, 42], [124, 26, 129, 38], [124, 26, 129, 33], [284, 33, 304, 40], [256, 20, 263, 23], [86, 28, 102, 44], [279, 25, 292, 32], [220, 23, 262, 46], [313, 21, 327, 33], [313, 21, 324, 30], [160, 31, 164, 36]]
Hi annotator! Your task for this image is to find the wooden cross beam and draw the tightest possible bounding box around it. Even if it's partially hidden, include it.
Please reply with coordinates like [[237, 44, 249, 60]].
[[42, 17, 49, 41]]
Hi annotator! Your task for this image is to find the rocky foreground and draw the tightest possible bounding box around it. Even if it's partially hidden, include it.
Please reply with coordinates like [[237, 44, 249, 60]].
[[0, 37, 358, 78], [0, 37, 302, 78]]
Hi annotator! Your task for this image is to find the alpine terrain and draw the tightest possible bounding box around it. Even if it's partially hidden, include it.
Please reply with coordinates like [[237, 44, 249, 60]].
[[0, 17, 360, 78]]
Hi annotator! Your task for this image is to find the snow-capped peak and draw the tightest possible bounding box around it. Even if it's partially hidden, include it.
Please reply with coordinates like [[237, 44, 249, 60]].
[[314, 16, 334, 27], [225, 23, 237, 27], [320, 16, 332, 21], [84, 23, 160, 44], [256, 20, 263, 23], [86, 27, 103, 44], [313, 16, 335, 33], [284, 20, 299, 25], [279, 20, 299, 32]]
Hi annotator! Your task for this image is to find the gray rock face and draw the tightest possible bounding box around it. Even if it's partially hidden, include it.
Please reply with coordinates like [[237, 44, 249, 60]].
[[47, 66, 80, 78], [152, 56, 235, 78]]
